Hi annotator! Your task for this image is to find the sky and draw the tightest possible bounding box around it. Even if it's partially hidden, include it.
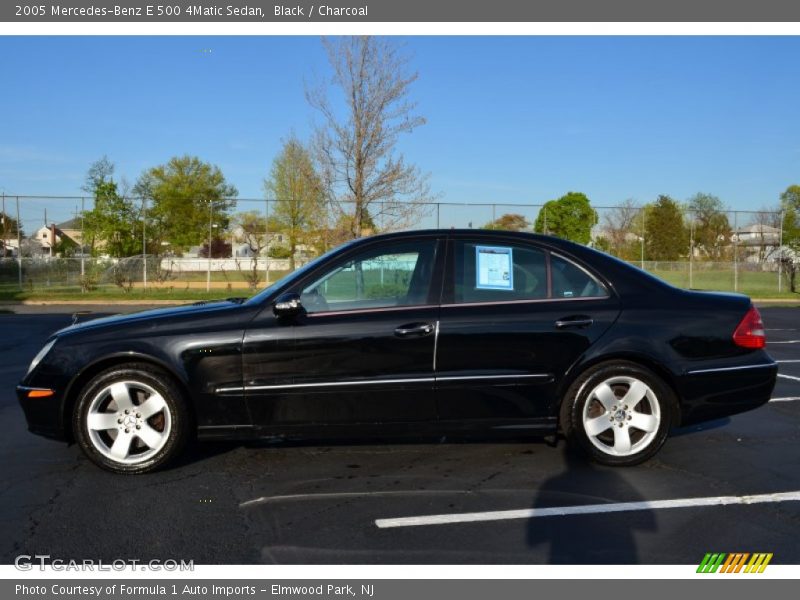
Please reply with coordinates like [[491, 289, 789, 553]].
[[1, 35, 799, 230]]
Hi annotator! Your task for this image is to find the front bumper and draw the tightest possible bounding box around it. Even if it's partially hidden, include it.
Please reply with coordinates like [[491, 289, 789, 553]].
[[16, 385, 66, 440]]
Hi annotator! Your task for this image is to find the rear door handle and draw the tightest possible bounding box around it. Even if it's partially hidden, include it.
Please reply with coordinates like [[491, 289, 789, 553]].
[[555, 317, 594, 329], [395, 322, 435, 337]]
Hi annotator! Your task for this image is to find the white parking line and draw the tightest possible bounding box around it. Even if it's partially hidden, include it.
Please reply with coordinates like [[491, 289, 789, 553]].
[[374, 490, 800, 529], [776, 360, 800, 363], [769, 340, 800, 344], [777, 374, 800, 382], [771, 397, 800, 402]]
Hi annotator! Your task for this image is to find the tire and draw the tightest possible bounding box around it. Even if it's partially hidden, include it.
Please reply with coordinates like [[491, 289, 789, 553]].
[[560, 361, 675, 466], [73, 363, 190, 474]]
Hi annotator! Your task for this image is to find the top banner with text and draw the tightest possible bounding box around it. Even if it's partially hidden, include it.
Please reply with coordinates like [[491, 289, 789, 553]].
[[4, 0, 800, 22]]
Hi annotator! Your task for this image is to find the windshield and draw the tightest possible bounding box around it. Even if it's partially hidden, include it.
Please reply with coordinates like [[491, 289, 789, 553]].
[[244, 239, 359, 306]]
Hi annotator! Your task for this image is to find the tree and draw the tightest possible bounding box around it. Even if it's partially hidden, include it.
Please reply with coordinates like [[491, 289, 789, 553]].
[[198, 238, 231, 259], [533, 192, 598, 245], [0, 211, 23, 238], [599, 199, 641, 260], [644, 195, 689, 261], [686, 193, 731, 261], [777, 185, 800, 293], [135, 155, 237, 255], [307, 36, 434, 238], [265, 137, 325, 270], [233, 211, 272, 289], [483, 213, 530, 232], [780, 185, 800, 248], [82, 158, 142, 258], [82, 155, 115, 194]]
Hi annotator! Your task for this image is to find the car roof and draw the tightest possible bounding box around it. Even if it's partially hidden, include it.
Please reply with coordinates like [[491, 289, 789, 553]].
[[359, 228, 566, 244]]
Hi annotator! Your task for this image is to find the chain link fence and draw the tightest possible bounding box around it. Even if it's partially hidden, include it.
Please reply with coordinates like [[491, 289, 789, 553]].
[[0, 194, 795, 297]]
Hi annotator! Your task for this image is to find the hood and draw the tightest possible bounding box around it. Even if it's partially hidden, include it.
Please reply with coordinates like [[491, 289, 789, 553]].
[[54, 300, 245, 337]]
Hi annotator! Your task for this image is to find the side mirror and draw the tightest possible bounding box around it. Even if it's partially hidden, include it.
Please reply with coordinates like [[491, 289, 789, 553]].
[[273, 292, 303, 317]]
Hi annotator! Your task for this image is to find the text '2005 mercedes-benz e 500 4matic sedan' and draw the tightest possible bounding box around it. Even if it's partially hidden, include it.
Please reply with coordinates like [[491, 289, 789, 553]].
[[17, 230, 778, 473]]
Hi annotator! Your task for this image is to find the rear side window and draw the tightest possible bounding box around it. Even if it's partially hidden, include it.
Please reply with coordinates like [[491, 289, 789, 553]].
[[454, 241, 548, 303], [452, 240, 608, 304], [551, 253, 608, 299]]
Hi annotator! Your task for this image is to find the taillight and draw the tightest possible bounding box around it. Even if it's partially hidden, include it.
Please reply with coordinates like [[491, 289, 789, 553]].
[[733, 306, 766, 349]]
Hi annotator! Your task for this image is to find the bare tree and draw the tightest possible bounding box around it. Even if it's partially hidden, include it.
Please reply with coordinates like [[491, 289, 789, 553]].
[[82, 155, 115, 194], [307, 36, 434, 238], [750, 206, 782, 264], [233, 211, 271, 290], [601, 199, 641, 259]]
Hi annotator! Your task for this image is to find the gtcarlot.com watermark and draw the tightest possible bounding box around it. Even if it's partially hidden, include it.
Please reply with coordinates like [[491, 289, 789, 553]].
[[14, 554, 194, 572]]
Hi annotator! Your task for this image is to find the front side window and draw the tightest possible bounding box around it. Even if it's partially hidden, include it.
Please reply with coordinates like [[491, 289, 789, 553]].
[[300, 240, 437, 314]]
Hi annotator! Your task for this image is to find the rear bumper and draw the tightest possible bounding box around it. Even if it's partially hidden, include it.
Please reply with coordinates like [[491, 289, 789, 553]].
[[16, 386, 67, 441], [677, 361, 778, 426]]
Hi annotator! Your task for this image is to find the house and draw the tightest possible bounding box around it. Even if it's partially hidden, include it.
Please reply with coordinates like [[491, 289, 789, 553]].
[[31, 220, 82, 256], [0, 238, 18, 257], [731, 224, 781, 246], [731, 224, 782, 264]]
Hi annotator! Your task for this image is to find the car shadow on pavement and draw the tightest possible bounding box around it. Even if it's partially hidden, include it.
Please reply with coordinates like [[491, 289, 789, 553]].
[[526, 446, 656, 564], [166, 440, 243, 470], [669, 417, 731, 437]]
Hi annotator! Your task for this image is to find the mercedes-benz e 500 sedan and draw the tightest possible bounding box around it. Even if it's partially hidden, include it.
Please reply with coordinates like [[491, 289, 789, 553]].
[[18, 230, 777, 473]]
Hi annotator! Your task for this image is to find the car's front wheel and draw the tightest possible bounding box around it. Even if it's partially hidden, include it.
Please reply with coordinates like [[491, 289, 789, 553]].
[[561, 361, 674, 466], [73, 363, 190, 474]]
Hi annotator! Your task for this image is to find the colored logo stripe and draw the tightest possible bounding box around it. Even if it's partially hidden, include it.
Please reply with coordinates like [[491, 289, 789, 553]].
[[745, 553, 773, 573], [697, 553, 726, 573], [697, 553, 772, 573]]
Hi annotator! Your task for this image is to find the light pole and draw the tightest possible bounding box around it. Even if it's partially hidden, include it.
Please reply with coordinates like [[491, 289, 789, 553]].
[[142, 197, 147, 291], [206, 200, 217, 293], [80, 197, 85, 289]]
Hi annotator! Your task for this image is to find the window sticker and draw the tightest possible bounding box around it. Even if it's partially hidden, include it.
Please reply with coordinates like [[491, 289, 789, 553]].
[[475, 245, 514, 290]]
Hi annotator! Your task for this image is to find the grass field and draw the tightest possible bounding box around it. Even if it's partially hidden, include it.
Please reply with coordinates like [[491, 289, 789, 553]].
[[649, 268, 797, 299]]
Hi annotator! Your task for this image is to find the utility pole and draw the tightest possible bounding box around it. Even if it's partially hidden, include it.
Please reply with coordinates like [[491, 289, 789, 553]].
[[778, 210, 784, 293], [689, 212, 694, 289], [640, 208, 645, 270], [142, 197, 147, 291], [206, 200, 213, 293], [80, 197, 85, 289], [733, 211, 739, 292], [1, 192, 6, 257], [264, 197, 270, 285], [16, 196, 22, 289]]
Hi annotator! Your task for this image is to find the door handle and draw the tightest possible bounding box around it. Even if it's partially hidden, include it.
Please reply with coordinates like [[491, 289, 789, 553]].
[[395, 323, 435, 337], [555, 317, 594, 329]]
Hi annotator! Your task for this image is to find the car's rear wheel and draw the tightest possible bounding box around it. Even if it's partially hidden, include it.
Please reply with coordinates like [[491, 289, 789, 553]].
[[73, 363, 189, 474], [561, 361, 674, 466]]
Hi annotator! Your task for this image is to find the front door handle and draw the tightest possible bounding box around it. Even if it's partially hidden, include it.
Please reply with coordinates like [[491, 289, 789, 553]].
[[395, 322, 435, 337], [555, 317, 594, 329]]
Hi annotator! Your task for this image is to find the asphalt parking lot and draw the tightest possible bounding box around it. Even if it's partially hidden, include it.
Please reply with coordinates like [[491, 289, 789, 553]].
[[1, 305, 799, 564]]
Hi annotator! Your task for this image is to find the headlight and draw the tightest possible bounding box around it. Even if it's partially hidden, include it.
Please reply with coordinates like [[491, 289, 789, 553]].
[[27, 338, 57, 375]]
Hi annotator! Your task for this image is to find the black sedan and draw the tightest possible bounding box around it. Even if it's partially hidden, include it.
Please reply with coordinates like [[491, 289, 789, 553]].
[[17, 230, 778, 473]]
